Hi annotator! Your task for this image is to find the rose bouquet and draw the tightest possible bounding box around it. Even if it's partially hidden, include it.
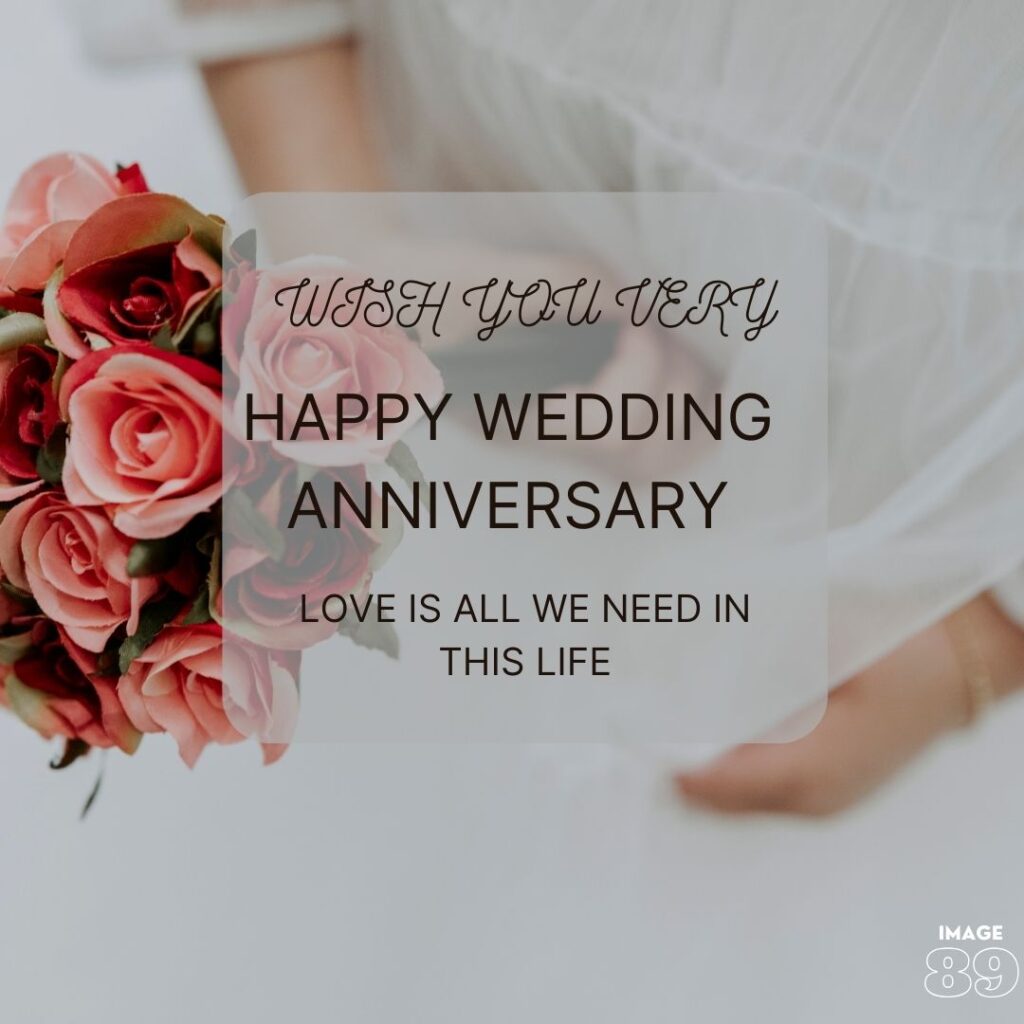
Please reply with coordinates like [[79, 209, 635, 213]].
[[0, 154, 440, 797]]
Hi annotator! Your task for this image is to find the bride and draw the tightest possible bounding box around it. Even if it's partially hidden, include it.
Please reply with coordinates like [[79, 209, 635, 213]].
[[74, 0, 1024, 1017]]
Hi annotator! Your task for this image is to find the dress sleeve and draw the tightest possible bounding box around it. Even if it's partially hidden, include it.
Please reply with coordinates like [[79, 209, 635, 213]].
[[68, 0, 355, 65], [994, 571, 1024, 628]]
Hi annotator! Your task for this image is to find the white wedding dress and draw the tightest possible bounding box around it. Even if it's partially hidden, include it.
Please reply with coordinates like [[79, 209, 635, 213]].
[[41, 2, 1024, 1021]]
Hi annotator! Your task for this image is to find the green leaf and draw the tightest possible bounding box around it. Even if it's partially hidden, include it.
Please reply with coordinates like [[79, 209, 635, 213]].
[[118, 592, 185, 675], [222, 488, 286, 560], [94, 647, 120, 678], [206, 536, 223, 623], [126, 535, 180, 578], [4, 672, 51, 733], [229, 229, 258, 268], [35, 423, 67, 485], [386, 441, 426, 503], [196, 531, 216, 558], [52, 352, 70, 397], [190, 319, 217, 356], [50, 738, 90, 771], [338, 616, 401, 660], [182, 583, 212, 625], [176, 288, 222, 352], [0, 578, 33, 603], [0, 629, 33, 665], [80, 753, 107, 821], [0, 312, 48, 352], [78, 753, 106, 823], [150, 323, 175, 352]]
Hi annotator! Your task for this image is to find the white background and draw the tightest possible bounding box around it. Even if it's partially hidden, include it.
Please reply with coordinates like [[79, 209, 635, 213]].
[[2, 3, 1024, 1022]]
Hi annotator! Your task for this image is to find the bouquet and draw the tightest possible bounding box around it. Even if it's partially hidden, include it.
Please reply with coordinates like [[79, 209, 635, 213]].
[[0, 153, 440, 798]]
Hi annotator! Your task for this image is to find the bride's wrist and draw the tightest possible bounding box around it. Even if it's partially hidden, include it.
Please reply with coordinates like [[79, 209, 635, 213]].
[[943, 594, 1024, 727], [983, 594, 1024, 696]]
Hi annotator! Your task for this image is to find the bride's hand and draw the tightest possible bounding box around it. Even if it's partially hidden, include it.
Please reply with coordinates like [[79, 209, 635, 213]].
[[676, 594, 1024, 817]]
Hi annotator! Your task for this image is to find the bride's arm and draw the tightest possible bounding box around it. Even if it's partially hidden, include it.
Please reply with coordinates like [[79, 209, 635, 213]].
[[677, 593, 1024, 816], [74, 1, 381, 190], [202, 38, 388, 193]]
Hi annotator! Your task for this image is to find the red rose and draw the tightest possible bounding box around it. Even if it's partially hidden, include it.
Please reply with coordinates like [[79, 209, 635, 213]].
[[50, 193, 222, 355], [2, 616, 141, 753], [222, 465, 388, 650], [0, 343, 59, 500]]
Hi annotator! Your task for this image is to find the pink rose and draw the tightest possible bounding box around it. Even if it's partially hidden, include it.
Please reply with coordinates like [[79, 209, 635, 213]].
[[0, 491, 158, 653], [221, 640, 300, 759], [117, 623, 298, 766], [60, 347, 229, 539], [2, 154, 124, 250], [0, 153, 148, 302], [227, 259, 444, 466]]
